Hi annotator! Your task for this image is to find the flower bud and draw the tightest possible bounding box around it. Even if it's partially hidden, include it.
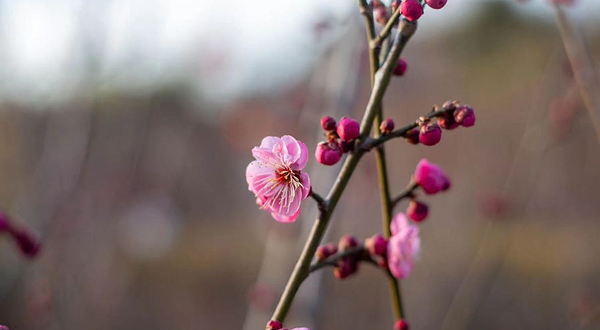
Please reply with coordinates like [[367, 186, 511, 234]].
[[407, 200, 429, 222], [333, 259, 358, 279], [393, 58, 407, 76], [425, 0, 447, 9], [414, 159, 450, 195], [401, 0, 423, 22], [338, 234, 359, 251], [316, 243, 338, 261], [267, 320, 283, 330], [336, 117, 360, 142], [380, 118, 395, 134], [320, 116, 337, 131], [366, 234, 387, 256], [391, 0, 401, 12], [315, 142, 342, 166], [12, 229, 41, 258], [394, 320, 409, 330], [0, 326, 9, 330], [455, 105, 476, 127], [419, 123, 442, 146], [405, 128, 420, 144], [437, 113, 459, 130], [374, 6, 389, 25]]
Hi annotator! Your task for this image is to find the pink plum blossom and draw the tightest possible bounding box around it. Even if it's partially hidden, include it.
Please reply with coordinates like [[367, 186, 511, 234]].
[[388, 212, 420, 279], [414, 159, 450, 195], [247, 136, 311, 223]]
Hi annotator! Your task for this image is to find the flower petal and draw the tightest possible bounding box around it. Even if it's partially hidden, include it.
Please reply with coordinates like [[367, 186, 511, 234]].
[[299, 172, 311, 199], [246, 161, 275, 194], [292, 140, 309, 170], [271, 207, 301, 223]]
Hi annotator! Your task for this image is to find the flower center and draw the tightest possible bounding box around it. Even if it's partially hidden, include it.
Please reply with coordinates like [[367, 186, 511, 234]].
[[276, 167, 303, 190]]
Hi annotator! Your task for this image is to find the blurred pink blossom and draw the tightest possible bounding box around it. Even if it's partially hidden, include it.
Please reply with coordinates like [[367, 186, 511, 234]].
[[388, 213, 421, 279], [246, 136, 311, 223], [414, 159, 450, 195]]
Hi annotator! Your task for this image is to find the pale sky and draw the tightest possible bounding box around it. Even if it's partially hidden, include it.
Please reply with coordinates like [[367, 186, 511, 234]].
[[0, 0, 597, 109]]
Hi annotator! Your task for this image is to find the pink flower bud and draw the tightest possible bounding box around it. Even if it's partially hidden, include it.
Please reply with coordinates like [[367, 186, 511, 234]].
[[316, 243, 338, 261], [315, 142, 342, 166], [401, 0, 423, 22], [455, 105, 475, 127], [333, 259, 358, 279], [374, 6, 389, 25], [419, 123, 442, 146], [337, 117, 360, 142], [394, 320, 410, 330], [267, 320, 283, 330], [380, 118, 395, 133], [393, 58, 408, 76], [12, 229, 41, 258], [405, 128, 420, 144], [338, 234, 359, 251], [320, 116, 337, 131], [391, 0, 401, 12], [0, 326, 10, 330], [407, 200, 428, 222], [414, 159, 450, 195], [366, 234, 388, 256], [425, 0, 447, 9], [437, 113, 459, 130]]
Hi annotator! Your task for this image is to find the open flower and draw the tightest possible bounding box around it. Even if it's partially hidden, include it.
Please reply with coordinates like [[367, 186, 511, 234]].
[[246, 136, 311, 223], [388, 212, 420, 279], [414, 159, 450, 195]]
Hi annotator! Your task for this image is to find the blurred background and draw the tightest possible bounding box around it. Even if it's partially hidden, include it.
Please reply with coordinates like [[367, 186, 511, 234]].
[[0, 0, 599, 329]]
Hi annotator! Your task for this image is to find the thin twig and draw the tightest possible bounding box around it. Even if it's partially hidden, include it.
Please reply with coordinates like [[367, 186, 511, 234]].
[[390, 182, 419, 208], [309, 190, 327, 212], [371, 8, 402, 49]]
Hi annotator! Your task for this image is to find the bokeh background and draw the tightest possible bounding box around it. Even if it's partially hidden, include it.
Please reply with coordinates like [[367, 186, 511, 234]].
[[0, 0, 599, 329]]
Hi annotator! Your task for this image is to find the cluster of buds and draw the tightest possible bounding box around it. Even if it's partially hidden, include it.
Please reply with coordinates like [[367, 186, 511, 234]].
[[334, 235, 361, 279], [316, 235, 365, 279], [405, 101, 476, 146], [404, 159, 451, 222], [315, 116, 360, 166]]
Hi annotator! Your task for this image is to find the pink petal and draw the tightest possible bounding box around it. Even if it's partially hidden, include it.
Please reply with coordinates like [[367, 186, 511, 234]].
[[246, 161, 275, 194], [252, 147, 281, 167], [390, 212, 409, 236], [271, 207, 301, 223], [292, 140, 309, 170], [299, 172, 311, 199], [259, 136, 281, 149]]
